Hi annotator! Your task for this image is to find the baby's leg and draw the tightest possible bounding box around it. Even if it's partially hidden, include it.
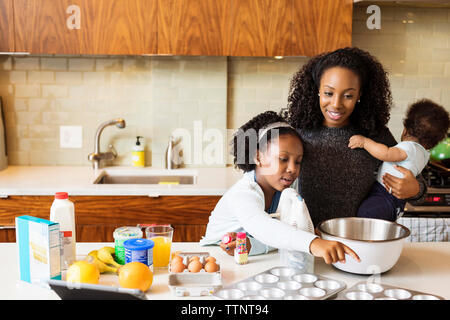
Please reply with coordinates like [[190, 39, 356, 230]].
[[357, 182, 397, 221]]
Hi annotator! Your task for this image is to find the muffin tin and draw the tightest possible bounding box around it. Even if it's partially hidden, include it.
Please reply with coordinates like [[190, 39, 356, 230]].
[[338, 281, 445, 300], [213, 266, 346, 300], [168, 251, 223, 297]]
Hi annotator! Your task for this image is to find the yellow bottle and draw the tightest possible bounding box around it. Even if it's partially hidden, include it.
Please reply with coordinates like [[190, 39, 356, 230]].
[[132, 136, 145, 167]]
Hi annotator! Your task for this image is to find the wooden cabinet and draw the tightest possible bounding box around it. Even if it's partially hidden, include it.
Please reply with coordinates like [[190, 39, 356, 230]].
[[158, 0, 229, 56], [292, 0, 353, 57], [0, 0, 14, 52], [14, 0, 158, 55], [227, 0, 293, 57], [10, 0, 352, 57], [0, 195, 220, 242]]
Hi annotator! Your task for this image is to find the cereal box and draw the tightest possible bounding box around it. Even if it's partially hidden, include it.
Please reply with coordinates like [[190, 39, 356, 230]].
[[16, 215, 61, 283]]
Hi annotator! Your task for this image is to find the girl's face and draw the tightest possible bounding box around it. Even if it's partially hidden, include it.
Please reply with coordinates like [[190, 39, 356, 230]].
[[256, 134, 303, 192], [318, 67, 361, 128]]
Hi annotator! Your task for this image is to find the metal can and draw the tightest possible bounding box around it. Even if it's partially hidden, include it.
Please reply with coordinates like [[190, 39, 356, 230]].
[[124, 238, 155, 270], [113, 226, 143, 265]]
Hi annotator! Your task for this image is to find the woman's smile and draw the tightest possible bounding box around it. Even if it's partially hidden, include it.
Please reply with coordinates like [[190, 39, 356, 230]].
[[326, 109, 345, 121]]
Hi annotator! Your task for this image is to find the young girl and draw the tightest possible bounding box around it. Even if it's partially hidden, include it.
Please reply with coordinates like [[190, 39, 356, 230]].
[[199, 111, 360, 265], [349, 98, 450, 221]]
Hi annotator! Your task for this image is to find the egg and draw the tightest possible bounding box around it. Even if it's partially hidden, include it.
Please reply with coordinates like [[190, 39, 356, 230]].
[[205, 256, 216, 264], [170, 260, 186, 273], [171, 255, 183, 265], [189, 256, 200, 263], [204, 261, 219, 273], [171, 251, 182, 259], [188, 260, 203, 273]]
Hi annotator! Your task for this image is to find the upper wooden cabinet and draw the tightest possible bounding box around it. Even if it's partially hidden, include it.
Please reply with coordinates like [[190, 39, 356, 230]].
[[158, 0, 229, 56], [292, 0, 353, 57], [227, 0, 293, 57], [14, 0, 157, 55], [0, 0, 14, 52], [10, 0, 352, 57]]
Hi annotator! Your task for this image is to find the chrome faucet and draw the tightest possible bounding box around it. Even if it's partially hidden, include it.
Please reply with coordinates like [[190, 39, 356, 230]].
[[88, 118, 126, 170]]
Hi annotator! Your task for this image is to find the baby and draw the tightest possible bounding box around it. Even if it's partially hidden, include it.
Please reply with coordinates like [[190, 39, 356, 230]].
[[349, 99, 449, 221]]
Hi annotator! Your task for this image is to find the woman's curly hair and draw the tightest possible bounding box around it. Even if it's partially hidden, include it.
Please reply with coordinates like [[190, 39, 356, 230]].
[[403, 99, 449, 150], [282, 47, 392, 138], [231, 110, 301, 172]]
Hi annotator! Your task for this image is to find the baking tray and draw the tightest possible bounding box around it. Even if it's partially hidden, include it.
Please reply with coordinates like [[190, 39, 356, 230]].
[[338, 281, 445, 300], [213, 266, 346, 300], [168, 251, 222, 297]]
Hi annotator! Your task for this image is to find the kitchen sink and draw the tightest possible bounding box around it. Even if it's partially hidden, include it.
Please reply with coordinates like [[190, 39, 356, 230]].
[[93, 169, 197, 185]]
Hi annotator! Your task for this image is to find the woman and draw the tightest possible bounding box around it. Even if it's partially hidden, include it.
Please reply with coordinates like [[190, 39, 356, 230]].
[[282, 47, 426, 226]]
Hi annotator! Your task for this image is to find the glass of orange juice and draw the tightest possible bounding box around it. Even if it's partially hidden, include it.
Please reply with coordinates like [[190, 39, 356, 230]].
[[145, 225, 173, 268]]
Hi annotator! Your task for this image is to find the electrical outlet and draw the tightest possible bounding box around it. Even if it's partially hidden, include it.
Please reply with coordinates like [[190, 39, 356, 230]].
[[60, 126, 82, 148]]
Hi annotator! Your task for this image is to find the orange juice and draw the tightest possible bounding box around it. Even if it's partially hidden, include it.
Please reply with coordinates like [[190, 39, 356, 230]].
[[150, 236, 172, 267]]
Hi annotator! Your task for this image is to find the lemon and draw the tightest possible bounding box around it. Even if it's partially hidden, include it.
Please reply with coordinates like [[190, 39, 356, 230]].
[[66, 260, 100, 284], [118, 262, 153, 292]]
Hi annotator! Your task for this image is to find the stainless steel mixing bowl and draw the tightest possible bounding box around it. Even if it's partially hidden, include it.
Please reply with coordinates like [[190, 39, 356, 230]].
[[317, 217, 410, 274]]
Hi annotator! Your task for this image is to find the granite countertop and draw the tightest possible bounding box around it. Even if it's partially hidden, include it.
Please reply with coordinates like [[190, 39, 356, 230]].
[[0, 166, 243, 196]]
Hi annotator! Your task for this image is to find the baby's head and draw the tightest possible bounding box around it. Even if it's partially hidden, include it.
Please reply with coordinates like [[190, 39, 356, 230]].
[[232, 111, 303, 191], [402, 99, 449, 149]]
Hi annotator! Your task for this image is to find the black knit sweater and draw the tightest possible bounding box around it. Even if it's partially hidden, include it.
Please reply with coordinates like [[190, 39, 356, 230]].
[[297, 125, 425, 227]]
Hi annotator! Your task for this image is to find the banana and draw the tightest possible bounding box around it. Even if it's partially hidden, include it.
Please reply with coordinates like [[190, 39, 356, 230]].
[[97, 246, 122, 269], [85, 250, 118, 274]]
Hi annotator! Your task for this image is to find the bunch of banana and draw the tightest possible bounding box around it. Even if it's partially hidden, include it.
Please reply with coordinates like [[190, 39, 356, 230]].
[[85, 246, 121, 274]]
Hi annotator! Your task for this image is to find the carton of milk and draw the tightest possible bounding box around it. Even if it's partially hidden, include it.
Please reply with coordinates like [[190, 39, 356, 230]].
[[15, 215, 61, 283]]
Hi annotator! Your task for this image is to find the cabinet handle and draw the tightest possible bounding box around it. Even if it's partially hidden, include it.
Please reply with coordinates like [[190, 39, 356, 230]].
[[147, 193, 160, 198], [0, 225, 15, 230], [0, 52, 30, 56]]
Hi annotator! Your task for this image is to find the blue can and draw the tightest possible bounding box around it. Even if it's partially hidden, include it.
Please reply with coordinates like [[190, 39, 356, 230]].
[[123, 238, 154, 270]]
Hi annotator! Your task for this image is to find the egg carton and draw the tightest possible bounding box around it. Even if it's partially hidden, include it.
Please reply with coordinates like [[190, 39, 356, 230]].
[[337, 281, 445, 300], [168, 251, 222, 297], [213, 266, 346, 300], [169, 251, 221, 274]]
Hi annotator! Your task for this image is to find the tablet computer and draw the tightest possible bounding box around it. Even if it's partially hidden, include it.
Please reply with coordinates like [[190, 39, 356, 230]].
[[47, 279, 147, 300]]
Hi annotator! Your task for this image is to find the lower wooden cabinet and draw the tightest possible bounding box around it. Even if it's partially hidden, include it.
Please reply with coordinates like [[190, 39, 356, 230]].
[[0, 195, 220, 242]]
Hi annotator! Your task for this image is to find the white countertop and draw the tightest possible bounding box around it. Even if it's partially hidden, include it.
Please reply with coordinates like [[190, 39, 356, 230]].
[[1, 242, 449, 300], [0, 166, 243, 196]]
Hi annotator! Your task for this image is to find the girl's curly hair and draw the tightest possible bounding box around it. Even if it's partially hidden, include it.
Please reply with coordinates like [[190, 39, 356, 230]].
[[231, 110, 301, 172], [282, 47, 392, 138], [403, 99, 449, 150]]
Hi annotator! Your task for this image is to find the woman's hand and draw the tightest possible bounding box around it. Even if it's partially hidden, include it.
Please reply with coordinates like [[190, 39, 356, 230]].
[[382, 165, 420, 199], [309, 238, 360, 264], [219, 232, 252, 256]]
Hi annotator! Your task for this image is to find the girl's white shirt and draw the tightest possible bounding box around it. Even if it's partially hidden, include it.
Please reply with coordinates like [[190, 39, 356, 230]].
[[199, 170, 318, 255]]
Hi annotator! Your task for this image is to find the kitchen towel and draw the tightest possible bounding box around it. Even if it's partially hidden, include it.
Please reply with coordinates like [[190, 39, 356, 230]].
[[397, 217, 449, 242]]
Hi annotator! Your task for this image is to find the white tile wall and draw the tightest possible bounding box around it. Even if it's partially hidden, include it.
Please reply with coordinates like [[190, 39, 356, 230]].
[[0, 5, 448, 167], [0, 55, 227, 167]]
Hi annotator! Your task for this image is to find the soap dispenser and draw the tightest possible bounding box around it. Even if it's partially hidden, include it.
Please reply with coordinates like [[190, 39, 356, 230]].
[[132, 136, 145, 167]]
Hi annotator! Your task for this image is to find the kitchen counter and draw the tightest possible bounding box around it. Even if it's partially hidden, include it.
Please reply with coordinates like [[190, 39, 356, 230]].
[[0, 166, 243, 196], [1, 242, 449, 300]]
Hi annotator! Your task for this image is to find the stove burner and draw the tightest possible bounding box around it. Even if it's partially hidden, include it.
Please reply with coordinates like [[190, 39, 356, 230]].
[[422, 164, 450, 188]]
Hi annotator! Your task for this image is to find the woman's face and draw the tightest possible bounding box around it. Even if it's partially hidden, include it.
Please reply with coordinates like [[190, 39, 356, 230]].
[[256, 134, 303, 192], [318, 67, 361, 128]]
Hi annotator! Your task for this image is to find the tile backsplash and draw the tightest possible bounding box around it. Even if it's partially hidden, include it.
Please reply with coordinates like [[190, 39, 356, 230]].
[[0, 5, 449, 167]]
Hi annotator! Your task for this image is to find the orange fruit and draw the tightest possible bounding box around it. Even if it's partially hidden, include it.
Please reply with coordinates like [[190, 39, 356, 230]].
[[66, 260, 100, 284], [118, 262, 153, 292]]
